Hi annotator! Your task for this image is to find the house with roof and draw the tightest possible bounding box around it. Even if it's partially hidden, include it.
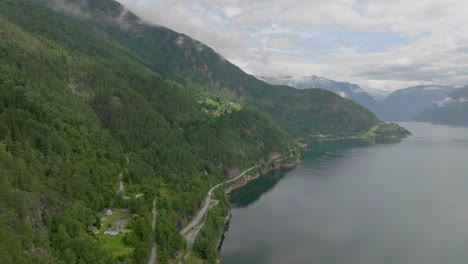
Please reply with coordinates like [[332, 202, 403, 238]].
[[96, 213, 107, 221], [87, 226, 99, 234], [102, 208, 113, 215], [104, 229, 119, 236]]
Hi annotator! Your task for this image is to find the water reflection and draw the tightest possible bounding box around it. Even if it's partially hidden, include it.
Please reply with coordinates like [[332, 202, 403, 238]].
[[230, 138, 401, 208], [223, 123, 468, 264], [230, 169, 290, 208]]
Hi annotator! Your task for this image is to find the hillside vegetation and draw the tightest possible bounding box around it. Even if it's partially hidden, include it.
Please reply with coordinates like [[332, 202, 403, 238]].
[[34, 0, 381, 138], [0, 0, 407, 263]]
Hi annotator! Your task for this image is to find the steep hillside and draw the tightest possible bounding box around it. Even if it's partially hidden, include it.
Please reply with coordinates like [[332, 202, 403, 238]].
[[35, 0, 383, 138], [0, 0, 408, 263], [258, 75, 378, 112], [416, 85, 468, 125], [0, 0, 292, 263], [374, 85, 456, 121]]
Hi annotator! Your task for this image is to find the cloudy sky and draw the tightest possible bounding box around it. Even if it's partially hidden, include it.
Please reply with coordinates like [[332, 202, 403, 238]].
[[118, 0, 468, 95]]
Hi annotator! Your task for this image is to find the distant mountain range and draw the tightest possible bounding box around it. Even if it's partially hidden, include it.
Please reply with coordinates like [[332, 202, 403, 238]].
[[374, 85, 457, 121], [416, 85, 468, 125], [258, 75, 378, 112], [261, 76, 465, 124]]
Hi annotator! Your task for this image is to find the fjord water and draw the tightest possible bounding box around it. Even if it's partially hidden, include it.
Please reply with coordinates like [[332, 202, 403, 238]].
[[222, 122, 468, 264]]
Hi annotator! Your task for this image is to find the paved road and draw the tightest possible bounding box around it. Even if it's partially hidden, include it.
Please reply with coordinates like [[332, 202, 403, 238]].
[[148, 197, 158, 264], [178, 163, 273, 264], [179, 199, 219, 263], [180, 165, 259, 235], [178, 157, 287, 263]]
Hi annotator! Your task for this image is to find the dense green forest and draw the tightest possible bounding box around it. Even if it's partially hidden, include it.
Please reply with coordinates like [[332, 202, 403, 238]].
[[0, 0, 408, 263]]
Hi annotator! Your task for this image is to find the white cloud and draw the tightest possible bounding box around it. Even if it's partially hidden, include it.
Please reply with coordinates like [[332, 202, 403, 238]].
[[118, 0, 468, 94], [223, 6, 243, 18], [424, 86, 446, 91], [175, 36, 185, 46], [437, 97, 468, 108], [268, 37, 298, 50]]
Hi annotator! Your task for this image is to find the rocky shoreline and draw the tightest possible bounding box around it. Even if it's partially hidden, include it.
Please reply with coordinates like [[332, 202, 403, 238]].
[[299, 133, 410, 148], [217, 213, 231, 252], [216, 158, 300, 255], [223, 159, 300, 195], [215, 130, 411, 260]]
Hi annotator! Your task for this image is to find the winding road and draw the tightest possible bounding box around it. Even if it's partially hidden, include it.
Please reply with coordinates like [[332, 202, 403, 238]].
[[180, 165, 259, 235], [118, 154, 144, 200], [148, 197, 158, 264], [179, 162, 273, 262], [117, 154, 156, 263]]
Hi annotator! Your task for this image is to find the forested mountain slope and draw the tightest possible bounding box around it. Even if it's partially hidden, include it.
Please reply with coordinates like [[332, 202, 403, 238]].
[[0, 0, 408, 263], [258, 75, 378, 113], [29, 0, 381, 137]]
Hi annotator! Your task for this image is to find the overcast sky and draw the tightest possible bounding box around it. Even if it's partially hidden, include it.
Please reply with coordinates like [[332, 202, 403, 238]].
[[118, 0, 468, 95]]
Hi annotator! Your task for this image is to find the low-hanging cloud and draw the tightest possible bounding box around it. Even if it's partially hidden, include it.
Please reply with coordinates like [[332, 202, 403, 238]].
[[45, 0, 134, 30], [44, 0, 92, 20], [118, 0, 468, 95]]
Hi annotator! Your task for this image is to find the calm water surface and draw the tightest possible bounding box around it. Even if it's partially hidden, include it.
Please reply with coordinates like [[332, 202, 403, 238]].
[[222, 122, 468, 264]]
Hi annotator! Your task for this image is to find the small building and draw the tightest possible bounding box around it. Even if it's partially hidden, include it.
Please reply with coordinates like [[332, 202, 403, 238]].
[[87, 226, 99, 234], [104, 229, 119, 236], [102, 208, 113, 215], [96, 213, 107, 221]]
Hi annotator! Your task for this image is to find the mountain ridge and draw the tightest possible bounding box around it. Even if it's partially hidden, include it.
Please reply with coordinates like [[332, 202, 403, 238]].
[[258, 75, 378, 113], [416, 85, 468, 125], [61, 0, 385, 137], [373, 85, 457, 121], [258, 75, 462, 122]]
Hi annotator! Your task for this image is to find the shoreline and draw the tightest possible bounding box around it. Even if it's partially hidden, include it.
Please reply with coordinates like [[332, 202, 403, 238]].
[[216, 133, 411, 261], [223, 159, 300, 195], [178, 160, 282, 263], [216, 157, 301, 255], [298, 134, 409, 148]]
